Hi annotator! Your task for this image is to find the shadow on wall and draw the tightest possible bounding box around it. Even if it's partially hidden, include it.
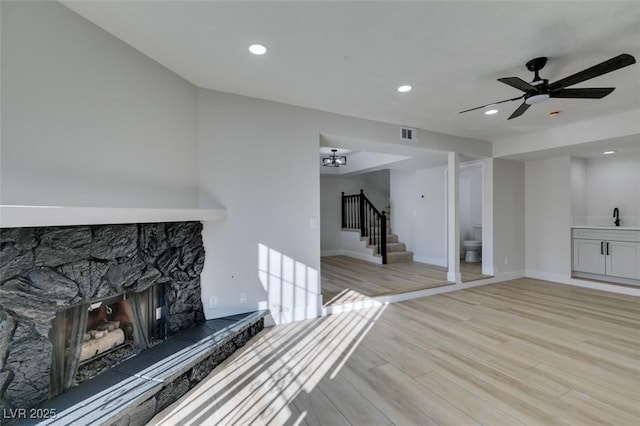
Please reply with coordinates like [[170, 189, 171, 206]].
[[258, 243, 321, 324]]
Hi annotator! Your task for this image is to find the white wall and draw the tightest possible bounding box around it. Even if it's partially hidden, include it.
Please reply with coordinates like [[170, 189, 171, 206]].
[[194, 83, 487, 323], [320, 170, 390, 254], [197, 91, 486, 322], [338, 231, 382, 264], [585, 151, 640, 227], [493, 159, 525, 276], [493, 109, 640, 159], [198, 90, 323, 323], [0, 1, 199, 208], [525, 156, 572, 279], [570, 157, 588, 225], [390, 167, 447, 266], [459, 165, 482, 243], [360, 169, 390, 211], [320, 177, 344, 254]]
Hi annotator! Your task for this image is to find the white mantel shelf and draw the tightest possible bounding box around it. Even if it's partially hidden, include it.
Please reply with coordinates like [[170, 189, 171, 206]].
[[0, 205, 227, 228]]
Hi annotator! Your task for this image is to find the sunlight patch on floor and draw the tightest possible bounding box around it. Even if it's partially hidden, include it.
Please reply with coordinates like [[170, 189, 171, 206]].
[[148, 305, 386, 425], [324, 287, 372, 306]]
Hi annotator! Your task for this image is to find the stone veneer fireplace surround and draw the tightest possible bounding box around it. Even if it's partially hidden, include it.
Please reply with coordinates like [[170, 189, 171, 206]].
[[0, 219, 208, 410]]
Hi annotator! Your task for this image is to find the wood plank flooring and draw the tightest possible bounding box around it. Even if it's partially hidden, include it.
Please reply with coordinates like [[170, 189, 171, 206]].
[[150, 278, 640, 425], [321, 256, 488, 305], [460, 260, 492, 283]]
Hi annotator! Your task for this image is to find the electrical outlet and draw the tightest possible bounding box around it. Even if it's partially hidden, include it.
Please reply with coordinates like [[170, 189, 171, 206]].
[[239, 292, 247, 304], [209, 296, 218, 308]]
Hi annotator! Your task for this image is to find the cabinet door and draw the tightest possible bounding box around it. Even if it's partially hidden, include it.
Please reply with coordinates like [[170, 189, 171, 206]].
[[573, 239, 605, 274], [605, 241, 640, 279]]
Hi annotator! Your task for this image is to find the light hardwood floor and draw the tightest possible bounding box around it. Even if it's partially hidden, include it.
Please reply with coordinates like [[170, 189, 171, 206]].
[[321, 256, 489, 305], [321, 256, 451, 305], [460, 260, 492, 283], [150, 278, 640, 425]]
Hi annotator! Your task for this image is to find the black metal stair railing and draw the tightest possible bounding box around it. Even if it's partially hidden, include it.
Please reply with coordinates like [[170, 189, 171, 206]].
[[341, 189, 387, 264]]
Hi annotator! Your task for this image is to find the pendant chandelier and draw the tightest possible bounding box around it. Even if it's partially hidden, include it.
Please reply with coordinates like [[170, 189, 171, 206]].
[[322, 149, 347, 167]]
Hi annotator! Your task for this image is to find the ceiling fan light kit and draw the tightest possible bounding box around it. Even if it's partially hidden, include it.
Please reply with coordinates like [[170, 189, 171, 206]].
[[460, 53, 636, 120], [525, 93, 550, 105]]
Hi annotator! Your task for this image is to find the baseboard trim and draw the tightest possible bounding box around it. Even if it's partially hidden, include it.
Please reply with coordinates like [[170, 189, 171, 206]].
[[483, 265, 496, 276], [525, 270, 568, 284], [322, 249, 382, 264], [526, 270, 640, 296], [413, 255, 447, 267], [495, 269, 526, 281], [447, 271, 462, 283], [341, 250, 383, 264], [572, 272, 640, 287]]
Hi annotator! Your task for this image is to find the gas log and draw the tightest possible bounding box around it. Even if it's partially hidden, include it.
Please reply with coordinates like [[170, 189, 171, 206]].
[[79, 328, 125, 362]]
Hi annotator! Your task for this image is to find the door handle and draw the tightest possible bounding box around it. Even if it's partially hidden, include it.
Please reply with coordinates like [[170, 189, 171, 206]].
[[606, 242, 610, 256], [601, 241, 604, 255]]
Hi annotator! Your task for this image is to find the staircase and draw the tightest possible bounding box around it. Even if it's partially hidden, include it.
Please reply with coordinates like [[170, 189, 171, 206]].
[[341, 190, 413, 264], [380, 207, 414, 264]]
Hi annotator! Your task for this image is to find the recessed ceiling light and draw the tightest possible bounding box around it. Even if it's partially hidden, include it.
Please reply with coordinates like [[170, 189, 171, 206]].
[[603, 150, 617, 155], [397, 85, 412, 93], [484, 109, 498, 115], [249, 44, 267, 55]]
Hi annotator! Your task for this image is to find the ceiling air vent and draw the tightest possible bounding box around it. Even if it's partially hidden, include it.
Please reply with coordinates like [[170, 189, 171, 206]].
[[400, 126, 418, 141]]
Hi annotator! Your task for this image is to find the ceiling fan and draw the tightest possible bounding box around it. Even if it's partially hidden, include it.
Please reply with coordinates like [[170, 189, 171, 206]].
[[460, 53, 636, 120]]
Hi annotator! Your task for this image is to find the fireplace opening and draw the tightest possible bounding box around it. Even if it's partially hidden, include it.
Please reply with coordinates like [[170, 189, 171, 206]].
[[49, 284, 167, 395]]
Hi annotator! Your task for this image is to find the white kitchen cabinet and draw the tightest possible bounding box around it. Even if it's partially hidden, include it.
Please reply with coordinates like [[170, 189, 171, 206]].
[[573, 238, 606, 275], [606, 240, 640, 279], [572, 228, 640, 282]]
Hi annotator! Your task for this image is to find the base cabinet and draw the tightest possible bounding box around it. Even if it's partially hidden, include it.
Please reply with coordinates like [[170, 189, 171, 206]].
[[573, 239, 606, 275], [606, 240, 640, 279], [572, 229, 640, 281]]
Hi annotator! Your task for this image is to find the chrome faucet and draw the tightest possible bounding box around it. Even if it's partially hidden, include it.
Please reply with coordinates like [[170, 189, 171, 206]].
[[613, 207, 620, 227]]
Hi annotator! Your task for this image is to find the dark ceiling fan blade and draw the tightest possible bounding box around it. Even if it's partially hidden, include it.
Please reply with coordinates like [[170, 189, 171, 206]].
[[459, 95, 523, 114], [508, 102, 531, 120], [550, 87, 615, 99], [497, 77, 538, 92], [548, 54, 636, 91]]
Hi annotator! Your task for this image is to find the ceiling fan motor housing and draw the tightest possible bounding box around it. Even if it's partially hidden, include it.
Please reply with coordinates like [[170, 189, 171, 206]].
[[526, 78, 550, 104], [526, 57, 548, 73]]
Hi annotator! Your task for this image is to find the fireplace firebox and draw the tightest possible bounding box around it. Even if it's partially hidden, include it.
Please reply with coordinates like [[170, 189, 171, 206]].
[[49, 284, 167, 394]]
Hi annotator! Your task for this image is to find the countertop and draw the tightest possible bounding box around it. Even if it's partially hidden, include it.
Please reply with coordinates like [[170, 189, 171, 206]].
[[571, 225, 640, 231]]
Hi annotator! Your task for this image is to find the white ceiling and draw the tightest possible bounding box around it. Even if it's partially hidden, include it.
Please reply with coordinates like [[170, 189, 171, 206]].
[[62, 1, 640, 143]]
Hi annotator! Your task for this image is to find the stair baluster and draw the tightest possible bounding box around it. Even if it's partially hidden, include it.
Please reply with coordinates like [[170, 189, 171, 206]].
[[341, 189, 388, 264]]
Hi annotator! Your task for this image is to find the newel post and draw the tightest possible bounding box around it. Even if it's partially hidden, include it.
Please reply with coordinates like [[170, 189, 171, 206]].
[[341, 192, 345, 228], [381, 211, 387, 264], [359, 189, 365, 236]]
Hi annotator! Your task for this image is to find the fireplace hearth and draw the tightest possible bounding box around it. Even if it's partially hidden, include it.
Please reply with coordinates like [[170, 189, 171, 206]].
[[0, 221, 205, 410]]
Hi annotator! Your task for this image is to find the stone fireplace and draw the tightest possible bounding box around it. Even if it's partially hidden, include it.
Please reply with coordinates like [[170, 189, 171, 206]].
[[0, 221, 205, 410]]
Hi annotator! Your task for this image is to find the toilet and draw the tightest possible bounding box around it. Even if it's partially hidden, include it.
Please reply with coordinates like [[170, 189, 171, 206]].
[[462, 225, 482, 262]]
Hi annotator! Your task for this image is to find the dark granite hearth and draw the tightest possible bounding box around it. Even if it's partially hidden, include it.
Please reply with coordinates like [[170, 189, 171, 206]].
[[10, 311, 268, 426]]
